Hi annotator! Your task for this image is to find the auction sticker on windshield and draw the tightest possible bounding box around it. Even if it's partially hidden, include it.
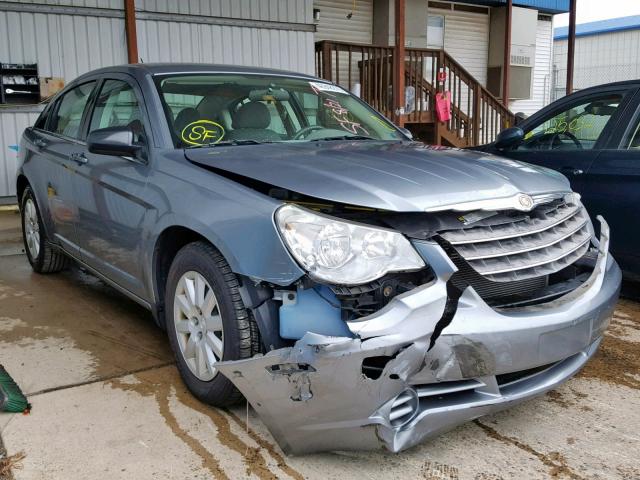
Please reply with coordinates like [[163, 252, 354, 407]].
[[181, 120, 225, 146], [309, 81, 348, 94]]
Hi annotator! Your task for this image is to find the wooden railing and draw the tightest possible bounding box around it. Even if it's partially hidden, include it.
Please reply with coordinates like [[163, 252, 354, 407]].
[[315, 40, 516, 146], [315, 40, 395, 118]]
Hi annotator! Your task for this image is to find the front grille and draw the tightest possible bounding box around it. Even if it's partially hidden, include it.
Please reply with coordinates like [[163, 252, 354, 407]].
[[440, 200, 591, 282]]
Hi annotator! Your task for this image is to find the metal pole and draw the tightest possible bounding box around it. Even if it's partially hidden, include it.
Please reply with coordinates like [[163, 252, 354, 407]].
[[566, 0, 577, 95], [124, 0, 138, 64], [394, 0, 406, 127], [502, 0, 512, 107]]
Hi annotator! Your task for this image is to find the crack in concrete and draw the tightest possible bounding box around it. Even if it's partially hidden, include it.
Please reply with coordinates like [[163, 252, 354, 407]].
[[26, 361, 174, 397], [474, 420, 585, 479]]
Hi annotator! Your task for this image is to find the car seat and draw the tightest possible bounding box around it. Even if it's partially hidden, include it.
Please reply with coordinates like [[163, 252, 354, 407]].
[[226, 102, 281, 142], [174, 107, 201, 138]]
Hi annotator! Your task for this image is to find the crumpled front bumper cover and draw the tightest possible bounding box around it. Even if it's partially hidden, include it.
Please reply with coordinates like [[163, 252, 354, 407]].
[[216, 217, 621, 454]]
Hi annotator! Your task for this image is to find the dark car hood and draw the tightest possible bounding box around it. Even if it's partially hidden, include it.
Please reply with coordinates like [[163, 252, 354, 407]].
[[185, 141, 571, 212]]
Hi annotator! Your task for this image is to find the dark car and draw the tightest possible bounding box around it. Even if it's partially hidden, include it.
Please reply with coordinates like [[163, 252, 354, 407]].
[[477, 80, 640, 281], [16, 64, 620, 454]]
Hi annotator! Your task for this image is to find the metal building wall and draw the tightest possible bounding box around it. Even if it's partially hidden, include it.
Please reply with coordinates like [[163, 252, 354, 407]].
[[0, 107, 42, 199], [553, 28, 640, 100], [0, 8, 127, 79], [510, 15, 554, 116], [136, 21, 314, 73], [0, 0, 315, 200], [134, 0, 314, 73], [135, 0, 310, 24]]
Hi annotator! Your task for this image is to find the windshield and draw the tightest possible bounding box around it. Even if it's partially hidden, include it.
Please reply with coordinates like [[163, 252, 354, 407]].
[[155, 74, 405, 147]]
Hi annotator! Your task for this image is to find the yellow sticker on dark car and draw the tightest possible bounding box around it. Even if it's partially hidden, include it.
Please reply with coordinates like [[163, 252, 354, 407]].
[[181, 120, 225, 146]]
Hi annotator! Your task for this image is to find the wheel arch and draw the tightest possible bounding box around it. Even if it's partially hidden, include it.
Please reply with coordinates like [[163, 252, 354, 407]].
[[16, 174, 30, 204]]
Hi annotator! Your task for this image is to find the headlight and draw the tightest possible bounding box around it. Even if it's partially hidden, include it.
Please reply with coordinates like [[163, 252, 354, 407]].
[[275, 204, 425, 285]]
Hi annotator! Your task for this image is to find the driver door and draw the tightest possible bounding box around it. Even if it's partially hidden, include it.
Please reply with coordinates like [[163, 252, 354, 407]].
[[503, 87, 632, 193]]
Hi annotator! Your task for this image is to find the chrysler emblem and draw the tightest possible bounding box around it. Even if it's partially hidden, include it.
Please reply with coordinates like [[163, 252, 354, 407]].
[[517, 194, 534, 210]]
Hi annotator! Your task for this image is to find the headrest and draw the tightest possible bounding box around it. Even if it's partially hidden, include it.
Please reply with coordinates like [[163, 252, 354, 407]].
[[233, 102, 271, 129], [174, 107, 201, 134]]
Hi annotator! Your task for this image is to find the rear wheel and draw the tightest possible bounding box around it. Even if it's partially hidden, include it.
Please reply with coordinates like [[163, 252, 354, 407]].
[[165, 241, 259, 406], [21, 186, 68, 273]]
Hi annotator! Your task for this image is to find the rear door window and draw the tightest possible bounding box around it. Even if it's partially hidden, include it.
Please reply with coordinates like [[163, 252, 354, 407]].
[[49, 82, 97, 139]]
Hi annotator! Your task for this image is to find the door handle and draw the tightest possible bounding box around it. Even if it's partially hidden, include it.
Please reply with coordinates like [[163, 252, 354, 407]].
[[70, 152, 88, 165], [561, 166, 584, 176]]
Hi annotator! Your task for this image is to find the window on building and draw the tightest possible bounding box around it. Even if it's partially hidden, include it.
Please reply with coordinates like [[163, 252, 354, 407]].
[[427, 15, 445, 49], [49, 82, 97, 139]]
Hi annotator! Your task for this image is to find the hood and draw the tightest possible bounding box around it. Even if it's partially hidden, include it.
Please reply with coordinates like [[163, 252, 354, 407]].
[[185, 141, 571, 212]]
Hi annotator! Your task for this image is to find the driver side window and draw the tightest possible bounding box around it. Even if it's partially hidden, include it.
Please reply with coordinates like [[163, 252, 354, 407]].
[[89, 80, 146, 144], [519, 94, 622, 151]]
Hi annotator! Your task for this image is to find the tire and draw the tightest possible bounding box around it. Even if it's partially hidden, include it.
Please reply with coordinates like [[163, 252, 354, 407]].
[[21, 186, 69, 273], [165, 241, 260, 406]]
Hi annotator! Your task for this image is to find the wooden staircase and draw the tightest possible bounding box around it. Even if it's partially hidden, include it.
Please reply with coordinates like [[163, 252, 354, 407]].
[[315, 40, 515, 147]]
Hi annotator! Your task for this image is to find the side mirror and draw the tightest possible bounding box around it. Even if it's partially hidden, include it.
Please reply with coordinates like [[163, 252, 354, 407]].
[[495, 127, 524, 150], [398, 127, 413, 140], [87, 126, 141, 157]]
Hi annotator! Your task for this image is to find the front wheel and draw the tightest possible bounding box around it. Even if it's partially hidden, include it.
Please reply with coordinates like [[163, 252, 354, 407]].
[[165, 241, 260, 406]]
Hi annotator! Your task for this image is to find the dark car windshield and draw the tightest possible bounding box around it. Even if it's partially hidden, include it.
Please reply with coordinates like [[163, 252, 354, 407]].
[[155, 73, 405, 147]]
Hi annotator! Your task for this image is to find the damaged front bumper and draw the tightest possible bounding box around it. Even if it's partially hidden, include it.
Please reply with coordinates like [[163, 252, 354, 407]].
[[216, 217, 621, 454]]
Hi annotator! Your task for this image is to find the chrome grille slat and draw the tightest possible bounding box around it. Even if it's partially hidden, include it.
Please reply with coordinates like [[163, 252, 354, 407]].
[[415, 379, 482, 397], [469, 235, 591, 275], [444, 203, 582, 245], [458, 214, 589, 260], [440, 201, 591, 282]]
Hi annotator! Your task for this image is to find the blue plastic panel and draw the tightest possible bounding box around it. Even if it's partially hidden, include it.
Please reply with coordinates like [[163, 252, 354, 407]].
[[279, 286, 354, 340]]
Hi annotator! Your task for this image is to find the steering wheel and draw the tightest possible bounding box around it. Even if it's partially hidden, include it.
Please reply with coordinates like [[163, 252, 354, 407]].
[[293, 125, 324, 140], [549, 131, 582, 150]]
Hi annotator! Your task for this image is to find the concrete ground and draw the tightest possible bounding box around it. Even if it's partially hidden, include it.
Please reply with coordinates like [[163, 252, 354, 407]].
[[0, 209, 639, 480]]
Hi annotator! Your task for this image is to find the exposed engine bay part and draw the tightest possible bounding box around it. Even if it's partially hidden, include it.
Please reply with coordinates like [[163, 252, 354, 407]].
[[215, 218, 618, 454]]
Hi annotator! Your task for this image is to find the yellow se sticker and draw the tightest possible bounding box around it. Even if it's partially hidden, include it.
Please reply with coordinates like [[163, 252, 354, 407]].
[[181, 120, 225, 146]]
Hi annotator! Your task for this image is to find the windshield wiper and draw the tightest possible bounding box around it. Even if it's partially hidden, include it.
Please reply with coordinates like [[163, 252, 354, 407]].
[[310, 135, 376, 142], [185, 139, 268, 149]]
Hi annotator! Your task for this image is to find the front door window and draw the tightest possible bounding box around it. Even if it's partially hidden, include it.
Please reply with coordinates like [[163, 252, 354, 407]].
[[519, 94, 622, 151], [89, 80, 146, 143]]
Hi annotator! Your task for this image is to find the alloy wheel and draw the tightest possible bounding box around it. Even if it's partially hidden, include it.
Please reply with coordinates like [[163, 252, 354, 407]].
[[173, 271, 224, 381], [24, 198, 40, 259]]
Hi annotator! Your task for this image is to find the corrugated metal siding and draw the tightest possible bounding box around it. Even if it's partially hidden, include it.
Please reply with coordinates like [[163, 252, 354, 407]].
[[314, 0, 372, 44], [0, 108, 43, 198], [510, 16, 553, 116], [431, 5, 490, 87], [136, 21, 314, 73], [136, 0, 312, 24], [0, 10, 127, 79], [0, 1, 317, 200], [553, 28, 640, 97], [3, 0, 122, 8]]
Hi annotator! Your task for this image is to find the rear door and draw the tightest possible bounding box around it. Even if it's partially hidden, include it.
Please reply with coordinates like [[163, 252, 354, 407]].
[[24, 81, 98, 255], [502, 86, 634, 194], [73, 75, 152, 298], [583, 90, 640, 278]]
